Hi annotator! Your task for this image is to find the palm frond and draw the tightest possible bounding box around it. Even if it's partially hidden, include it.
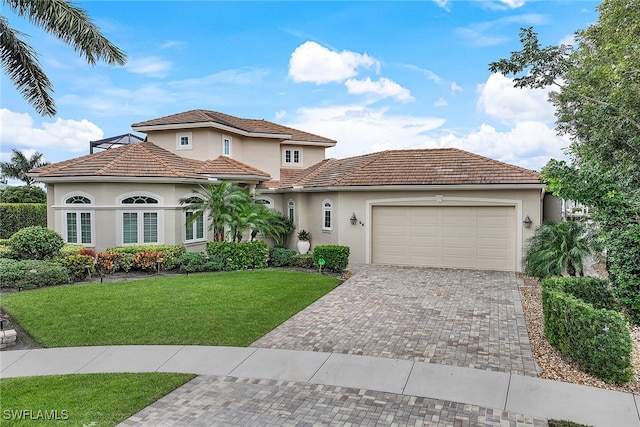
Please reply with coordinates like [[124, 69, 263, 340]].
[[0, 16, 55, 116], [5, 0, 126, 65]]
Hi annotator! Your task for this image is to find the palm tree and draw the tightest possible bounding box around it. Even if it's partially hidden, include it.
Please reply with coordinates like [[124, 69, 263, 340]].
[[180, 182, 252, 242], [523, 220, 595, 279], [0, 148, 48, 186], [1, 0, 126, 116]]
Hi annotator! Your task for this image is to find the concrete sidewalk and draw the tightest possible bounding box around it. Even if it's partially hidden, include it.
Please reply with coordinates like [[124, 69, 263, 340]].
[[1, 345, 638, 427]]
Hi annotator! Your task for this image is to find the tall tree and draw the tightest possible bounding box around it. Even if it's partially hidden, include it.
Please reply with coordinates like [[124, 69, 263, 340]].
[[1, 0, 126, 116], [0, 148, 48, 186], [490, 0, 640, 319]]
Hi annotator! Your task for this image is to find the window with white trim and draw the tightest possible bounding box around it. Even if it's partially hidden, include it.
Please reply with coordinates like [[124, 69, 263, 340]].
[[283, 148, 302, 166], [256, 197, 273, 209], [183, 196, 205, 242], [120, 196, 160, 244], [287, 200, 295, 223], [222, 136, 232, 157], [64, 194, 94, 245], [322, 200, 332, 230], [176, 132, 193, 150]]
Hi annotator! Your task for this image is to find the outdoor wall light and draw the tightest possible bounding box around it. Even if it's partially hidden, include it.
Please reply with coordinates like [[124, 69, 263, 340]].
[[523, 215, 533, 229], [350, 212, 357, 225]]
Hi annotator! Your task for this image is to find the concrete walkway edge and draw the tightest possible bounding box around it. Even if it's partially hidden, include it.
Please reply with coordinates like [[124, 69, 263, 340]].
[[1, 345, 638, 427]]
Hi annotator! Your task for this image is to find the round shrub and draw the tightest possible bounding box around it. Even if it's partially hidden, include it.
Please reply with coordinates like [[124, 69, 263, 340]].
[[57, 254, 95, 281], [8, 226, 64, 260], [269, 247, 297, 267]]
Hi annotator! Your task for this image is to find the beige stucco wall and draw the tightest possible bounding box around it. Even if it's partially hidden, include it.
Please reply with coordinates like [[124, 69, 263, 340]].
[[143, 130, 329, 182], [48, 182, 212, 253], [285, 187, 543, 271]]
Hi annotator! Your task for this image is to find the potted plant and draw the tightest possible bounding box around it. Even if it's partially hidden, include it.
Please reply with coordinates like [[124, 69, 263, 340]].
[[296, 230, 311, 254]]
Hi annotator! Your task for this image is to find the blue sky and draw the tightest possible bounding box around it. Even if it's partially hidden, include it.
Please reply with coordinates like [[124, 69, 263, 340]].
[[1, 0, 599, 181]]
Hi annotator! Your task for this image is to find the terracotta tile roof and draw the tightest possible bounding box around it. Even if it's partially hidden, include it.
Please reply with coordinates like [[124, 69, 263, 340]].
[[268, 148, 541, 188], [196, 156, 270, 178], [131, 109, 337, 144], [30, 142, 271, 180]]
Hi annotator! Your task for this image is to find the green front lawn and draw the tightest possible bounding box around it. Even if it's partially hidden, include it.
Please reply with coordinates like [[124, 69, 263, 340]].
[[1, 270, 341, 348], [0, 373, 194, 426]]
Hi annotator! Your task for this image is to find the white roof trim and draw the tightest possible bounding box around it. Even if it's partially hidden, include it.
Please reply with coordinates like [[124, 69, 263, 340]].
[[132, 121, 291, 140]]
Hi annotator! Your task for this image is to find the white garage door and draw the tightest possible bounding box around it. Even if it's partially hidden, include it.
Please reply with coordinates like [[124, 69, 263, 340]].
[[371, 206, 516, 271]]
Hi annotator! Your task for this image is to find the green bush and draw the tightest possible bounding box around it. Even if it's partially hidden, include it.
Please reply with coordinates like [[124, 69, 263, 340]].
[[59, 244, 85, 257], [105, 245, 186, 271], [0, 186, 46, 203], [269, 247, 297, 267], [0, 204, 47, 239], [559, 276, 620, 311], [313, 245, 350, 273], [0, 244, 12, 259], [541, 277, 633, 384], [8, 226, 64, 260], [292, 254, 315, 269], [0, 259, 69, 289], [177, 252, 224, 273], [206, 241, 268, 271], [56, 254, 95, 281]]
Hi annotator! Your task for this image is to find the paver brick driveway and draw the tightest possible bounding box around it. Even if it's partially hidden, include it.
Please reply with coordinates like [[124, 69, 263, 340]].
[[254, 265, 538, 377]]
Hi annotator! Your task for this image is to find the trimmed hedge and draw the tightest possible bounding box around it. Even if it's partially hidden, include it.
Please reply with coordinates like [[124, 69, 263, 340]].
[[56, 254, 96, 281], [541, 277, 633, 384], [0, 259, 69, 289], [269, 247, 297, 267], [206, 241, 268, 271], [558, 276, 620, 311], [0, 204, 47, 239], [105, 245, 186, 271], [292, 254, 315, 269], [313, 245, 350, 273], [177, 252, 224, 273]]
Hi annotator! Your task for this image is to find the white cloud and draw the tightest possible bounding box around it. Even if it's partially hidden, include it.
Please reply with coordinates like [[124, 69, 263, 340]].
[[434, 97, 448, 107], [125, 56, 173, 77], [288, 41, 377, 84], [275, 110, 287, 120], [451, 82, 463, 93], [497, 0, 526, 8], [477, 73, 555, 124], [284, 104, 445, 159], [423, 121, 569, 171], [0, 109, 103, 154], [345, 77, 414, 102]]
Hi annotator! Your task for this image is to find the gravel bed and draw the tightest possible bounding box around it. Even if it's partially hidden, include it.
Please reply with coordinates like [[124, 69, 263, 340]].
[[519, 277, 640, 394]]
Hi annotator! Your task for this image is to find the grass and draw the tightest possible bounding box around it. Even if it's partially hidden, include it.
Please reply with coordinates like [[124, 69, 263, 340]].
[[0, 269, 341, 347], [0, 373, 194, 426]]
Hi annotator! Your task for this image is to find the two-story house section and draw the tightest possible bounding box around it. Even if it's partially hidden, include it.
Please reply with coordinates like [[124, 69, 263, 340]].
[[30, 109, 545, 272], [130, 110, 337, 182]]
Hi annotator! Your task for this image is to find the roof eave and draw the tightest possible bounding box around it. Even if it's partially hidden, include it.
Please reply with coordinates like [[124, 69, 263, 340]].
[[31, 176, 209, 184], [271, 183, 545, 193], [132, 121, 291, 140], [281, 139, 337, 147]]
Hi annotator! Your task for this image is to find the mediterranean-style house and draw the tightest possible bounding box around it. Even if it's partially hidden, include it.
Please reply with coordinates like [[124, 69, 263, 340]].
[[29, 109, 545, 272]]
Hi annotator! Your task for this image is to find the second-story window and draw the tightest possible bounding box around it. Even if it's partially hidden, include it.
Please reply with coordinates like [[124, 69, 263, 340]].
[[283, 148, 302, 166], [222, 136, 232, 156], [176, 132, 192, 150]]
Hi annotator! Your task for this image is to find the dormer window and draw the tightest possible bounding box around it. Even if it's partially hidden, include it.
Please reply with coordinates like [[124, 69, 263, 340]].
[[283, 148, 302, 166], [176, 132, 192, 150]]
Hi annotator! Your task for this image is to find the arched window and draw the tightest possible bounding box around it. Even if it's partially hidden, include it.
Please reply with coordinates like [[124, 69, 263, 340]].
[[287, 200, 295, 223], [322, 199, 332, 230], [119, 194, 161, 244], [63, 193, 94, 245], [121, 196, 158, 204], [256, 197, 273, 209]]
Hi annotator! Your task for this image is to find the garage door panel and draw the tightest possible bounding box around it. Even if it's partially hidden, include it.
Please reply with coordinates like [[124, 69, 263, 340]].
[[372, 205, 516, 271]]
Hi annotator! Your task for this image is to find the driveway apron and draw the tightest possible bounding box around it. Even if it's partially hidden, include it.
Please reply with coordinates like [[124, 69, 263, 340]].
[[254, 265, 538, 377]]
